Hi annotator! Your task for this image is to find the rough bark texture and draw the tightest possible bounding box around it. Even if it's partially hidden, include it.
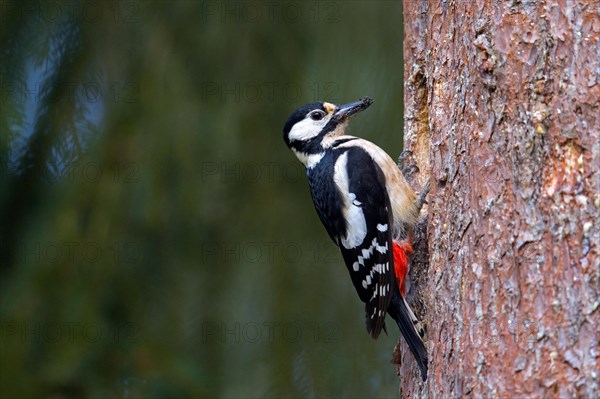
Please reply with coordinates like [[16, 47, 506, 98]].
[[400, 1, 599, 398]]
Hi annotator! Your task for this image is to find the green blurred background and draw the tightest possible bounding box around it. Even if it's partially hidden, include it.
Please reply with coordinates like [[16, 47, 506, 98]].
[[0, 1, 406, 397]]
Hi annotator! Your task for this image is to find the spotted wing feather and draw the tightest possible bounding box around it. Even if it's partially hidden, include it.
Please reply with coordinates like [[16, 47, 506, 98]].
[[339, 148, 395, 338]]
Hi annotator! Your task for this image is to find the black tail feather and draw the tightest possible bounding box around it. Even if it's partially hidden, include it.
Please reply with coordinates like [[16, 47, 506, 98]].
[[388, 287, 428, 381]]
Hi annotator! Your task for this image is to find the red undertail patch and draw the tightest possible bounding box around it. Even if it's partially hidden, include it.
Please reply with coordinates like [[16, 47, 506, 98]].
[[392, 241, 413, 297]]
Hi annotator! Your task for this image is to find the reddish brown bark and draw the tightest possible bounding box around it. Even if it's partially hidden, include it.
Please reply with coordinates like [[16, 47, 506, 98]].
[[400, 1, 599, 397]]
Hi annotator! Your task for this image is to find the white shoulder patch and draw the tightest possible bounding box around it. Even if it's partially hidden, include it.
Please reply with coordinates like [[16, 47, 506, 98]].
[[333, 151, 367, 249], [335, 138, 419, 229]]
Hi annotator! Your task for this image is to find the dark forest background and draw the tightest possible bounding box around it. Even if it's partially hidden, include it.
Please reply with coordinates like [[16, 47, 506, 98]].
[[0, 1, 407, 397]]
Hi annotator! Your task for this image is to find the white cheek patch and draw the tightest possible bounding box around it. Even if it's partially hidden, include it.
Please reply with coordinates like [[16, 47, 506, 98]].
[[334, 151, 367, 249], [288, 115, 330, 142]]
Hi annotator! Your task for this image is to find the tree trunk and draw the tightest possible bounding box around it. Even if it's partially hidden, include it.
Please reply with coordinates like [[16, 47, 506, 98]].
[[400, 1, 599, 397]]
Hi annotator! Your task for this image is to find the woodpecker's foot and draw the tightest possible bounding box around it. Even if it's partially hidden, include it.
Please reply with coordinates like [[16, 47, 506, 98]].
[[414, 181, 431, 212], [404, 164, 420, 179], [398, 151, 424, 181], [397, 150, 411, 170]]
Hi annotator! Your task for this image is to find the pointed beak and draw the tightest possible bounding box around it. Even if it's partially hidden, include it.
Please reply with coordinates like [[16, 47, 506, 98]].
[[333, 97, 373, 121]]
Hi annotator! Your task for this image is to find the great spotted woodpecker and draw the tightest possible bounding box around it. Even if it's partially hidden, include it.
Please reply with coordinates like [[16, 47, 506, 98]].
[[283, 97, 429, 380]]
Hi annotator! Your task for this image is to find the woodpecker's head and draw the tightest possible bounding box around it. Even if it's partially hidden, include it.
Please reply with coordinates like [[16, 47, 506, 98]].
[[283, 97, 373, 162]]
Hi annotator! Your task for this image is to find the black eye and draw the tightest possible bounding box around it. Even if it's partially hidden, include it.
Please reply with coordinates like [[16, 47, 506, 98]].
[[310, 111, 325, 121]]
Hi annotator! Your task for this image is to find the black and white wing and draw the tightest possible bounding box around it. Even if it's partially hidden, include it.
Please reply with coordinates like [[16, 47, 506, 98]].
[[308, 147, 394, 338]]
